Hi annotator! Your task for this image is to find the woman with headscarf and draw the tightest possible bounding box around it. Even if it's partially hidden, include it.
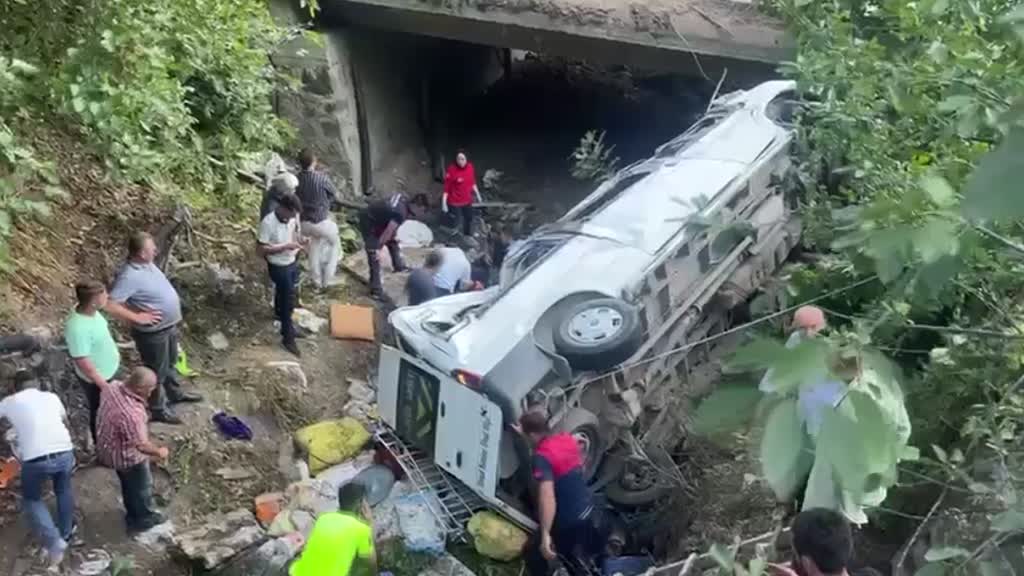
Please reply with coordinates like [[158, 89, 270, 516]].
[[442, 150, 482, 236]]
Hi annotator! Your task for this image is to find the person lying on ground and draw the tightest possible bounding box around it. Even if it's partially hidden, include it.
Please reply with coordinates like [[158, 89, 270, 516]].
[[407, 249, 443, 306], [295, 148, 343, 290], [517, 411, 601, 576], [0, 372, 77, 568], [96, 366, 170, 533], [65, 280, 122, 443], [769, 507, 882, 576], [258, 193, 307, 357], [289, 482, 378, 576], [105, 231, 202, 425]]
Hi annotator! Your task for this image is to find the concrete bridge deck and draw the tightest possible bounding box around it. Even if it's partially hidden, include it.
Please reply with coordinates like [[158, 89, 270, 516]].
[[321, 0, 792, 76]]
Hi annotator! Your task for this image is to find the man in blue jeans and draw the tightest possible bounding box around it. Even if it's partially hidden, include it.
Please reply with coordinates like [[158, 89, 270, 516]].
[[258, 193, 306, 356], [0, 375, 76, 568]]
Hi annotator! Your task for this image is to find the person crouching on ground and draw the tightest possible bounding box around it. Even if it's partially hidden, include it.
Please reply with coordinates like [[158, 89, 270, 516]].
[[96, 366, 170, 533], [406, 249, 443, 306], [258, 193, 307, 357], [0, 373, 77, 567], [289, 482, 378, 576], [518, 411, 600, 576], [432, 244, 482, 296], [65, 280, 122, 445]]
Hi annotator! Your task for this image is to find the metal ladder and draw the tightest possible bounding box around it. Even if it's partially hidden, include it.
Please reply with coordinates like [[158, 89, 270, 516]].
[[375, 426, 486, 541]]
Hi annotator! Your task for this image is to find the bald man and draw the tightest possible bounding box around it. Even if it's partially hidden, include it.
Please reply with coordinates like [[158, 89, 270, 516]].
[[97, 367, 170, 532]]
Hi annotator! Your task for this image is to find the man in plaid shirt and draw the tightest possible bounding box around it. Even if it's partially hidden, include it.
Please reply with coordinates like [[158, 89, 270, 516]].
[[96, 367, 170, 532]]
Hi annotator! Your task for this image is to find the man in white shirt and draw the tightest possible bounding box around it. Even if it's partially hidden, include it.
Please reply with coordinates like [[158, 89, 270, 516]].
[[0, 377, 76, 567], [258, 194, 306, 357], [432, 245, 475, 296]]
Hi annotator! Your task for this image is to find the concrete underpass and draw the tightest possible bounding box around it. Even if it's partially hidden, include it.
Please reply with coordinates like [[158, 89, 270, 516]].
[[269, 0, 793, 216]]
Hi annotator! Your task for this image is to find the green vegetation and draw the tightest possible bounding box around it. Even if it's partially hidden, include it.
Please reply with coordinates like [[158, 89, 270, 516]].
[[696, 1, 1024, 573], [0, 0, 303, 267]]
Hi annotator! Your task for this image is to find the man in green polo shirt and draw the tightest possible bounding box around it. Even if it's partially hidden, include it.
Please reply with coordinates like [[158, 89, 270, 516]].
[[65, 280, 121, 442], [290, 482, 377, 576]]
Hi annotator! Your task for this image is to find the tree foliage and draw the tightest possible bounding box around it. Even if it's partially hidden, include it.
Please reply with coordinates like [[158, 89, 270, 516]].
[[0, 0, 295, 196], [734, 0, 1024, 572]]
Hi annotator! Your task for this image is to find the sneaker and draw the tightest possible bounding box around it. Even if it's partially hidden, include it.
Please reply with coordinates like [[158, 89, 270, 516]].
[[62, 523, 83, 547], [134, 512, 167, 532], [151, 411, 183, 425], [46, 539, 67, 569], [282, 339, 301, 357]]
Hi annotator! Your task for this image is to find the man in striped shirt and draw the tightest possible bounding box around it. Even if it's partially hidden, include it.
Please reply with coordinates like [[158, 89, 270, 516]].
[[97, 367, 170, 532], [296, 148, 343, 290]]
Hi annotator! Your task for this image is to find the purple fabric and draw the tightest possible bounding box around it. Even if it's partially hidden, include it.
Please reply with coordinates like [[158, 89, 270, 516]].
[[212, 411, 253, 441]]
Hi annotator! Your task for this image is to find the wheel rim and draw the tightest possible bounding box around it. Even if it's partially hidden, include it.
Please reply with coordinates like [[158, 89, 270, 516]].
[[567, 306, 624, 345]]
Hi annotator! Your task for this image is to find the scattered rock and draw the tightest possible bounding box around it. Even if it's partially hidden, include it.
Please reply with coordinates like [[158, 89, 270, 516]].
[[266, 361, 307, 390], [419, 552, 477, 576], [215, 467, 257, 480], [208, 331, 230, 351], [206, 263, 243, 296], [396, 492, 446, 555], [290, 510, 316, 537], [267, 510, 296, 537], [173, 509, 266, 570], [75, 548, 112, 576], [315, 450, 375, 490], [135, 520, 176, 550], [346, 378, 375, 402], [293, 308, 328, 335], [210, 532, 305, 576], [285, 479, 338, 517]]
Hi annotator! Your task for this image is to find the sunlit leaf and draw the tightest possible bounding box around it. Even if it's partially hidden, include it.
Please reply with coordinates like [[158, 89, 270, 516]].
[[727, 338, 787, 372], [760, 399, 813, 500], [991, 509, 1024, 533], [921, 174, 955, 206], [802, 452, 838, 511], [709, 543, 735, 570], [693, 386, 763, 435], [924, 547, 969, 562], [818, 407, 871, 495], [912, 219, 959, 263], [963, 128, 1024, 223]]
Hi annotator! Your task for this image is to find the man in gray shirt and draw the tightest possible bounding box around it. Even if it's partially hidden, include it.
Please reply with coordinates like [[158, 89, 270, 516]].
[[106, 232, 202, 424]]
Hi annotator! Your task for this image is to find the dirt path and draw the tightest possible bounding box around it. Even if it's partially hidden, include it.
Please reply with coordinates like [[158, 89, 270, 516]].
[[0, 240, 390, 575]]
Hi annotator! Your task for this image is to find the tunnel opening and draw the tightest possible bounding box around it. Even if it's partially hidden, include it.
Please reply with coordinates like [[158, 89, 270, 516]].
[[435, 48, 716, 221], [322, 25, 727, 221]]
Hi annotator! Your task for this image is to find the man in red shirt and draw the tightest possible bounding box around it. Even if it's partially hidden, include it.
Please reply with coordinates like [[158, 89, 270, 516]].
[[518, 411, 599, 576], [96, 367, 170, 532], [442, 150, 482, 236]]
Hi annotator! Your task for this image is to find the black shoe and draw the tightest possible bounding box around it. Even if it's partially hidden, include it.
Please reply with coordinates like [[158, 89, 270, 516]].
[[129, 512, 167, 533], [283, 339, 301, 357], [393, 265, 408, 273], [169, 391, 203, 404], [151, 411, 183, 425]]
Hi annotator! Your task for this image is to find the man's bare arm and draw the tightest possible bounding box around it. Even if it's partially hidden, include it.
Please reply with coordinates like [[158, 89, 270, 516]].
[[377, 221, 400, 247], [538, 480, 556, 536], [105, 300, 161, 326], [72, 357, 109, 389]]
